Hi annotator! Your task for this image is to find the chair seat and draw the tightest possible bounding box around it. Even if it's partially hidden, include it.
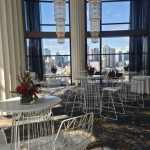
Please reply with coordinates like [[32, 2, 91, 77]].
[[0, 114, 93, 150], [102, 87, 121, 92], [0, 144, 11, 150], [10, 131, 91, 150]]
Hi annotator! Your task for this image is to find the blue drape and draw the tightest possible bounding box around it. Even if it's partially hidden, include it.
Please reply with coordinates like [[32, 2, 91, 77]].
[[24, 0, 43, 80], [129, 0, 150, 73]]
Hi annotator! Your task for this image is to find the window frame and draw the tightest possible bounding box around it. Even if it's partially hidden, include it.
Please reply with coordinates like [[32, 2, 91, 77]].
[[23, 0, 72, 84], [85, 0, 148, 73]]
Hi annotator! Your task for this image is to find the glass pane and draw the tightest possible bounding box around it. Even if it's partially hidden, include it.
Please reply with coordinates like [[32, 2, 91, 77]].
[[102, 37, 129, 54], [86, 3, 90, 31], [41, 25, 69, 32], [41, 3, 55, 24], [102, 1, 130, 23], [87, 38, 100, 55], [116, 54, 129, 71], [102, 24, 129, 31], [42, 39, 70, 55], [87, 55, 100, 71], [101, 54, 129, 72], [40, 2, 69, 24], [87, 38, 100, 71], [43, 56, 71, 75]]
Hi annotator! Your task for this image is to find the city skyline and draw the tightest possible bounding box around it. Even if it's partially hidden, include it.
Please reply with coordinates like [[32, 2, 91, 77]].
[[43, 43, 129, 73]]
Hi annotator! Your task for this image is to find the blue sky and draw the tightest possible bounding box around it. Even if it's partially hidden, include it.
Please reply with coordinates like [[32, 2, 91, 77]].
[[41, 1, 130, 55]]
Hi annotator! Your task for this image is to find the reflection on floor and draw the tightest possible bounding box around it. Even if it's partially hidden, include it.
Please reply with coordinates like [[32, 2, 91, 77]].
[[53, 93, 150, 150]]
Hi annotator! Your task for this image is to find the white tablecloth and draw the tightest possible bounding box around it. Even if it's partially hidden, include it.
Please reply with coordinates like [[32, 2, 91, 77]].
[[131, 76, 150, 94]]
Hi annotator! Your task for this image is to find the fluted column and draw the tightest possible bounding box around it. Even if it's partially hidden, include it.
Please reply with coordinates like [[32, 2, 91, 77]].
[[70, 0, 86, 85], [0, 0, 25, 100]]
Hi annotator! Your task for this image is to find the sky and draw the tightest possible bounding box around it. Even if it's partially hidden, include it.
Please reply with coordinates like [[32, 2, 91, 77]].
[[40, 0, 130, 55]]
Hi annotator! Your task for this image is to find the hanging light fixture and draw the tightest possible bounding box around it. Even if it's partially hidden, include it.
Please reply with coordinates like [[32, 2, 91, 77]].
[[89, 0, 101, 43], [54, 0, 66, 43]]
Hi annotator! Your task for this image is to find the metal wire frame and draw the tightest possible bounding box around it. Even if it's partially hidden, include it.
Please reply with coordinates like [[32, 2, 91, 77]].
[[82, 91, 101, 114], [0, 113, 93, 150], [101, 85, 125, 120], [81, 82, 102, 114], [53, 113, 93, 150], [11, 107, 54, 150], [61, 86, 85, 116]]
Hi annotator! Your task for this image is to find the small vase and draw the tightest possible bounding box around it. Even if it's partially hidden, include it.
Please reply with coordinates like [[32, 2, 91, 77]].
[[21, 95, 34, 105], [52, 71, 57, 74], [88, 73, 94, 77]]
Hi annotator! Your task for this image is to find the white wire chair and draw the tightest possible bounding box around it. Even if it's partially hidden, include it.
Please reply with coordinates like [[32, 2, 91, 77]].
[[0, 113, 93, 150], [83, 91, 101, 114], [101, 78, 125, 120], [81, 82, 101, 114], [5, 107, 54, 150], [101, 87, 125, 120], [63, 86, 85, 116], [53, 113, 93, 150]]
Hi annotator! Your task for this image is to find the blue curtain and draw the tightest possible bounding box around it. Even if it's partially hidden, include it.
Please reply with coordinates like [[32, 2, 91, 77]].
[[24, 0, 43, 80], [129, 0, 150, 73]]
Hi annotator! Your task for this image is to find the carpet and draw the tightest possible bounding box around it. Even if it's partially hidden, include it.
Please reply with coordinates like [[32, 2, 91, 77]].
[[3, 93, 150, 150]]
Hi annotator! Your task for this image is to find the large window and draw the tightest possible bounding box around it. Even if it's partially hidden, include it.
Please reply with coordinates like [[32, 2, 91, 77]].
[[102, 37, 129, 72], [86, 0, 136, 73], [24, 0, 71, 84], [86, 0, 148, 74]]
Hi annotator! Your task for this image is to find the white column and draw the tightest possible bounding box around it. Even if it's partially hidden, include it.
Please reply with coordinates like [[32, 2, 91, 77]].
[[70, 0, 86, 85], [0, 0, 25, 100]]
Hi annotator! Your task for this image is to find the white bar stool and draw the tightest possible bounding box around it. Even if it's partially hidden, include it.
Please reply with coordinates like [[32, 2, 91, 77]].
[[101, 86, 125, 120]]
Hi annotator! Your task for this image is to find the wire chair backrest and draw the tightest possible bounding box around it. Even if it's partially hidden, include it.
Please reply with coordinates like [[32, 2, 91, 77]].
[[53, 113, 93, 150], [83, 92, 101, 114], [16, 107, 54, 150]]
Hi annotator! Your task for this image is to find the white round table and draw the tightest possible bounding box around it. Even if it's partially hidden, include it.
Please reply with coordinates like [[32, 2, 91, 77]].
[[0, 94, 61, 150], [0, 94, 61, 113]]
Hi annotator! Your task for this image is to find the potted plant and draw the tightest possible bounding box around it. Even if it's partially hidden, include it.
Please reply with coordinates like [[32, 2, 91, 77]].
[[87, 66, 95, 76], [12, 70, 39, 104], [51, 65, 57, 74]]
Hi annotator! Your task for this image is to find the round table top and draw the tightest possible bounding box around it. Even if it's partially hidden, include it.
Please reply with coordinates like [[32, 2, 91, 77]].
[[0, 94, 61, 113], [75, 75, 104, 80]]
